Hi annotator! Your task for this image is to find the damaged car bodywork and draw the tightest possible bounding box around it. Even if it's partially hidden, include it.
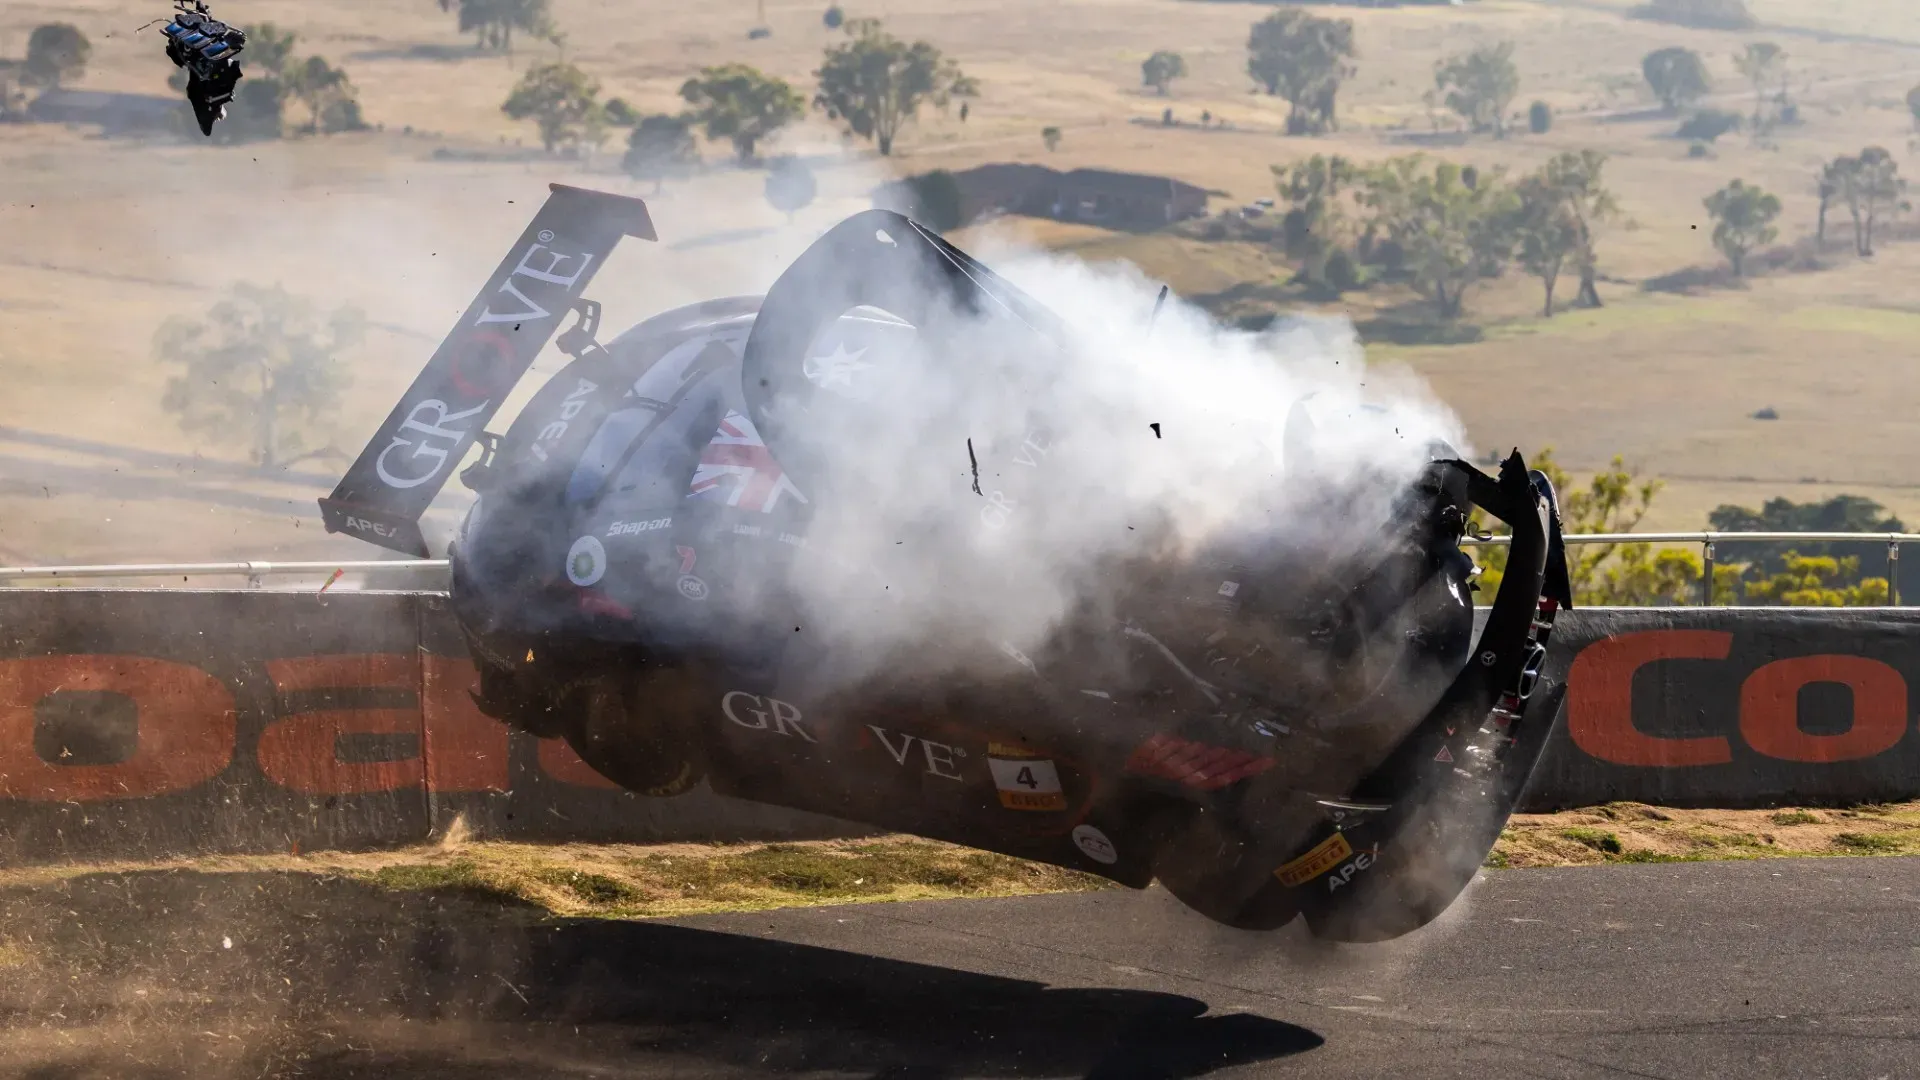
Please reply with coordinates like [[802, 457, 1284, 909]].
[[322, 185, 1572, 941]]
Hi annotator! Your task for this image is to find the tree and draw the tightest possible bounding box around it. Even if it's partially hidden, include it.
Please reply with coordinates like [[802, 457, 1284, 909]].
[[1041, 125, 1061, 151], [1142, 50, 1187, 96], [1272, 154, 1363, 291], [1466, 464, 1900, 608], [1354, 155, 1518, 318], [682, 63, 804, 164], [1434, 42, 1520, 136], [439, 0, 554, 52], [1733, 42, 1784, 131], [285, 56, 365, 134], [1513, 177, 1575, 318], [244, 23, 300, 80], [824, 5, 844, 29], [1246, 10, 1356, 135], [23, 23, 89, 89], [623, 114, 698, 193], [1833, 147, 1905, 257], [155, 283, 362, 473], [1515, 150, 1617, 315], [814, 18, 976, 157], [1642, 46, 1711, 113], [603, 97, 640, 127], [765, 156, 818, 222], [1909, 83, 1920, 130], [1744, 553, 1889, 606], [1528, 100, 1552, 134], [1676, 108, 1740, 144], [210, 78, 287, 143], [502, 62, 606, 154], [1470, 450, 1734, 606], [1711, 494, 1904, 600], [888, 169, 963, 231], [1816, 156, 1845, 246], [1703, 178, 1780, 276]]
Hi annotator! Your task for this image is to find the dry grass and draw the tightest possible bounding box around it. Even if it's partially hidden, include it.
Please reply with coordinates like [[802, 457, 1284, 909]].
[[1, 801, 1914, 923], [0, 835, 1115, 920], [361, 837, 1117, 918], [1489, 799, 1920, 867]]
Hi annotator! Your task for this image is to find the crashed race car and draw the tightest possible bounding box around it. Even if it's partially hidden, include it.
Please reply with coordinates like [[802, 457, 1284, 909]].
[[321, 185, 1572, 942]]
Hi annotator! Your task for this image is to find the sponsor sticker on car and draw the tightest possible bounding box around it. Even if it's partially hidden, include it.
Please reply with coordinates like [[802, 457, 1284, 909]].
[[986, 742, 1066, 811], [1274, 831, 1353, 887], [1071, 824, 1117, 865], [606, 517, 671, 537]]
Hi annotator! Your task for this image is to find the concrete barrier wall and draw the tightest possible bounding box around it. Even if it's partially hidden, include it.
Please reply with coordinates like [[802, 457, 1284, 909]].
[[1516, 606, 1920, 812], [0, 590, 867, 864], [2, 590, 1916, 862]]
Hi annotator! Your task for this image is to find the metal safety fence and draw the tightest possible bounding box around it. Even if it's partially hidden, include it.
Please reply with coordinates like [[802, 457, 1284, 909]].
[[3, 531, 1919, 603]]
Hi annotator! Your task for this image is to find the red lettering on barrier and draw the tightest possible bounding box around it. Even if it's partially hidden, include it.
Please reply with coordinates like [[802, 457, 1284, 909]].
[[538, 736, 619, 788], [0, 655, 235, 801], [1739, 655, 1908, 763], [260, 655, 423, 794], [421, 655, 511, 792], [1568, 630, 1734, 767]]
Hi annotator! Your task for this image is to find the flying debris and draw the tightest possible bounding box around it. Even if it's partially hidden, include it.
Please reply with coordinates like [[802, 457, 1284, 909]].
[[321, 185, 1573, 942], [158, 0, 247, 137]]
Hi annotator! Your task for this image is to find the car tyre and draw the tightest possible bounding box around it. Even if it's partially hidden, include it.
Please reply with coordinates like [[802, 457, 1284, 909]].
[[561, 665, 708, 797]]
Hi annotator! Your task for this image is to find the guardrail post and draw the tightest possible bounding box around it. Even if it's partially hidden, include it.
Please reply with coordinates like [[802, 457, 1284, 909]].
[[245, 561, 264, 590], [1700, 540, 1715, 606], [1891, 540, 1901, 606]]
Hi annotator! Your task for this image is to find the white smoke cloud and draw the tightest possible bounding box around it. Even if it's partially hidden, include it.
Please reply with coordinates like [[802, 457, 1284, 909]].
[[693, 190, 1471, 690]]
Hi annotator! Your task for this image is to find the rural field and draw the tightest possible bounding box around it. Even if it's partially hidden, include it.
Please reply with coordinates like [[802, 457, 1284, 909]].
[[4, 0, 1920, 567]]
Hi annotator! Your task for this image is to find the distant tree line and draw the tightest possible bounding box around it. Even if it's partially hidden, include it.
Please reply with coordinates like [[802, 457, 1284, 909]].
[[495, 11, 979, 222], [1473, 454, 1896, 607], [1266, 149, 1616, 319], [1239, 16, 1554, 142]]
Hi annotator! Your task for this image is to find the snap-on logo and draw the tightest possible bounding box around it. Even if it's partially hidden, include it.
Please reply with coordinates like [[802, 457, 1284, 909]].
[[607, 517, 672, 537]]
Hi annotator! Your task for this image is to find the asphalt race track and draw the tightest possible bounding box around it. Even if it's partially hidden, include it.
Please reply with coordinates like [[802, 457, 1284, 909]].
[[2, 856, 1915, 1078]]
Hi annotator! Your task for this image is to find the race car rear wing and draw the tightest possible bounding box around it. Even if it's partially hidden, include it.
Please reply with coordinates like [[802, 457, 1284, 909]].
[[319, 184, 657, 556]]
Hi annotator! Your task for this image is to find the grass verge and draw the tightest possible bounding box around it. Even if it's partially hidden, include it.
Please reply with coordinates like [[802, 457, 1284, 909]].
[[5, 802, 1918, 921], [360, 837, 1119, 918], [1491, 800, 1920, 868]]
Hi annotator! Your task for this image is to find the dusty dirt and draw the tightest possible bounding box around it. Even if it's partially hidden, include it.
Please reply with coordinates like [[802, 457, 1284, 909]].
[[1, 802, 1915, 1076]]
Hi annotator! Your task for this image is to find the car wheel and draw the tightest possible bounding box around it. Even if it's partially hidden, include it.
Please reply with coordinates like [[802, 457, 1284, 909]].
[[561, 665, 708, 798]]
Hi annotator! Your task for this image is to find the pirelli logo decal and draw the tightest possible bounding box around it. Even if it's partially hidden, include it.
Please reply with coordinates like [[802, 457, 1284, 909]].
[[1275, 831, 1353, 887]]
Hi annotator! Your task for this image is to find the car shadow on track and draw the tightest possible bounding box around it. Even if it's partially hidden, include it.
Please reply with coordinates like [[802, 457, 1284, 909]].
[[0, 870, 1322, 1078]]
